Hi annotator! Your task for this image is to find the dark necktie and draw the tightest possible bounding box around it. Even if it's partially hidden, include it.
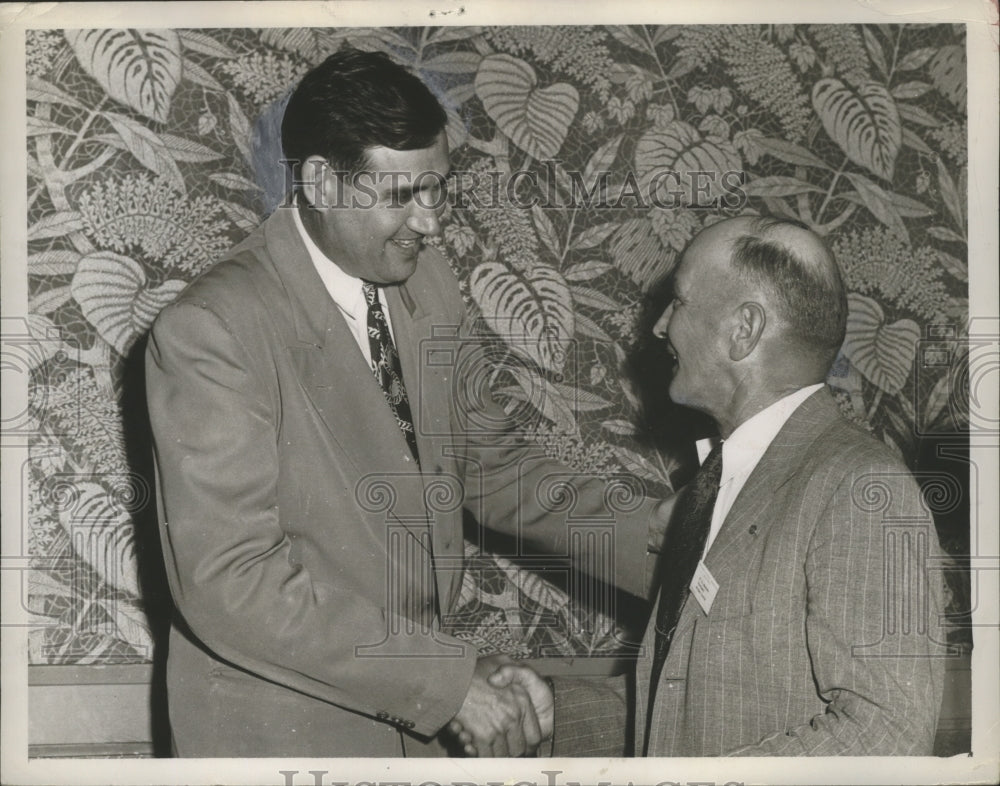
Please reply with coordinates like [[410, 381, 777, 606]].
[[648, 443, 724, 703], [362, 281, 420, 465]]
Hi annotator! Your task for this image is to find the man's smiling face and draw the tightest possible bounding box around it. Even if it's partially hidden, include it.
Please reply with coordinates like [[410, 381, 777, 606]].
[[652, 221, 742, 416], [304, 132, 450, 284]]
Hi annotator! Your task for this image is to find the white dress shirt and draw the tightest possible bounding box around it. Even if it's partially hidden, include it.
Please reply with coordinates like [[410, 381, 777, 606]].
[[698, 383, 825, 557], [291, 205, 395, 367]]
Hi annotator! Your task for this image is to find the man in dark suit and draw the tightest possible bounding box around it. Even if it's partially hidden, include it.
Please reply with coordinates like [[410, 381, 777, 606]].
[[145, 49, 661, 758], [489, 215, 948, 755]]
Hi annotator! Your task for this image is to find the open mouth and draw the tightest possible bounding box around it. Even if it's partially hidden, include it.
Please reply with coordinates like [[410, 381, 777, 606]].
[[665, 343, 678, 370], [392, 238, 421, 252]]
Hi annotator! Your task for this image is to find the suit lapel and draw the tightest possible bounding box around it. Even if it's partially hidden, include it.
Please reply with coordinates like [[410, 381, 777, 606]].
[[263, 211, 460, 610], [383, 280, 438, 468], [384, 278, 464, 610], [674, 389, 840, 636], [264, 208, 422, 485], [703, 447, 801, 577]]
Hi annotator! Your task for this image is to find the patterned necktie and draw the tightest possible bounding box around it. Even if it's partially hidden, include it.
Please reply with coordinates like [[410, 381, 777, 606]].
[[648, 443, 724, 694], [362, 281, 420, 465]]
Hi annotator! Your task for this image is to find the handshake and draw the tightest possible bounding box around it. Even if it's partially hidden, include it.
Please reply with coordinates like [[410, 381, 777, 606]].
[[445, 654, 553, 757]]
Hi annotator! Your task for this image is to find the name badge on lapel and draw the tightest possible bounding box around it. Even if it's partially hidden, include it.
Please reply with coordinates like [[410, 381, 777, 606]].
[[690, 560, 719, 615]]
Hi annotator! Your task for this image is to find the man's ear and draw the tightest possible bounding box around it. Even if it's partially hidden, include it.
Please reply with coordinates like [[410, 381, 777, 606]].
[[299, 155, 329, 208], [729, 302, 766, 361]]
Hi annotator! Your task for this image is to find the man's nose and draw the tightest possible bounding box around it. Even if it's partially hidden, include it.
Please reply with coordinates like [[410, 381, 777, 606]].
[[406, 203, 442, 237], [652, 304, 672, 338]]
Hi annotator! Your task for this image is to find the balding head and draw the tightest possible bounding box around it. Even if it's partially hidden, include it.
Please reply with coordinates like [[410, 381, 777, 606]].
[[726, 216, 847, 364], [652, 215, 847, 434]]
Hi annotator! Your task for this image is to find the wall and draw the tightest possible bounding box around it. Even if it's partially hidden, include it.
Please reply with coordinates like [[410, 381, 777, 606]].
[[22, 23, 971, 749]]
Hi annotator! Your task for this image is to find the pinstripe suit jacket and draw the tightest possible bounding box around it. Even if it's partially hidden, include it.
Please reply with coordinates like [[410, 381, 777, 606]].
[[634, 388, 948, 756]]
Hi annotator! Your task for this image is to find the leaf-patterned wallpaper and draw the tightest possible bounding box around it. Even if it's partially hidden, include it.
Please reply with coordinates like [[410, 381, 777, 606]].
[[25, 25, 970, 665]]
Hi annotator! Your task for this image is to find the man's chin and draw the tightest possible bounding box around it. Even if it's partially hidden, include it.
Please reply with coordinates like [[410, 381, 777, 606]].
[[667, 379, 685, 405], [378, 258, 420, 285], [366, 240, 418, 280]]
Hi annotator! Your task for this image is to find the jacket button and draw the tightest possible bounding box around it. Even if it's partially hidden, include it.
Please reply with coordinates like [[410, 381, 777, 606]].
[[376, 710, 389, 720], [748, 524, 758, 535]]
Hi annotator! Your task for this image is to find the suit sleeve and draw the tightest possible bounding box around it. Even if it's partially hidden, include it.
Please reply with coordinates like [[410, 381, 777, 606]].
[[448, 315, 667, 601], [728, 460, 947, 755], [146, 300, 475, 737]]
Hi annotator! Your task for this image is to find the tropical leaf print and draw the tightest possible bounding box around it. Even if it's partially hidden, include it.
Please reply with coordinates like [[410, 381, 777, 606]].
[[53, 480, 141, 596], [841, 293, 921, 395], [102, 111, 185, 191], [812, 78, 902, 180], [929, 44, 967, 111], [475, 55, 579, 160], [634, 120, 742, 204], [65, 29, 182, 122], [71, 251, 187, 355], [469, 262, 574, 374], [24, 23, 971, 664]]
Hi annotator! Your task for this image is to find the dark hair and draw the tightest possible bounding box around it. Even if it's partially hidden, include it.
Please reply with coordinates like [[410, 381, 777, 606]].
[[281, 49, 447, 175], [730, 217, 848, 355]]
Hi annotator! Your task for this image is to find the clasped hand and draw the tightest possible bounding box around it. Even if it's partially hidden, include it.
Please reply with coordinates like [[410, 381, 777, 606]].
[[447, 655, 553, 757]]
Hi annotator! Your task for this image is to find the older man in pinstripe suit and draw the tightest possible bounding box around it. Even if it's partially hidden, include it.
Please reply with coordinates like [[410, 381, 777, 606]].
[[490, 215, 947, 756]]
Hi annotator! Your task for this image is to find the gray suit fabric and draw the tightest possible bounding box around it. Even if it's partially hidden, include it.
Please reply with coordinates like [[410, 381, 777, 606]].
[[631, 389, 948, 756], [146, 206, 652, 756]]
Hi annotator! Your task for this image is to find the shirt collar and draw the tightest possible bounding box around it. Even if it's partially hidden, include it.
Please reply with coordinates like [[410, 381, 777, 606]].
[[290, 202, 367, 322], [720, 383, 825, 484]]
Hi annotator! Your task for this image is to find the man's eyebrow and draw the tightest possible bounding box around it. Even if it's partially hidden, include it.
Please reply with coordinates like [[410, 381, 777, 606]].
[[414, 176, 447, 192], [380, 174, 449, 196]]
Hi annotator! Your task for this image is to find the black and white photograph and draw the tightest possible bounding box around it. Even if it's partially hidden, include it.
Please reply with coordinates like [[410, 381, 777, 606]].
[[1, 1, 996, 785]]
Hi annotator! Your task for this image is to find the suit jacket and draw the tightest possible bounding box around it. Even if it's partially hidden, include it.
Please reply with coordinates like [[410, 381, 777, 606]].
[[145, 206, 651, 756], [632, 389, 948, 756]]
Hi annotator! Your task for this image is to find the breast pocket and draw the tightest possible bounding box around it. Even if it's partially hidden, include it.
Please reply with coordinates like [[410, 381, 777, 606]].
[[700, 542, 761, 620]]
